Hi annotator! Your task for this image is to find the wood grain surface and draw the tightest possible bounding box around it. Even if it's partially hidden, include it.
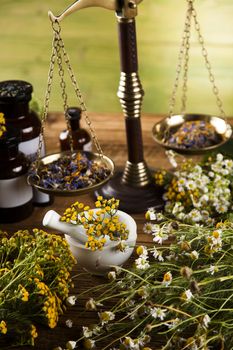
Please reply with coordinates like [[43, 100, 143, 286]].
[[1, 113, 231, 350]]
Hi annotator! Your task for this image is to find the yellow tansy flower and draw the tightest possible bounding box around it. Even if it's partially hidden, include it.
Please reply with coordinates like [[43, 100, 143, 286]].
[[0, 320, 7, 334]]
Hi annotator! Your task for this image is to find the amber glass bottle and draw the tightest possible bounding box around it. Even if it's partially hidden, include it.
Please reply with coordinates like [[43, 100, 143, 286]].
[[0, 80, 52, 206], [60, 107, 92, 152], [0, 130, 33, 223]]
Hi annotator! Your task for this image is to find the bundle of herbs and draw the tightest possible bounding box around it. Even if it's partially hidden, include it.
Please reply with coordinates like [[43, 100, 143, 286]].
[[67, 214, 233, 350], [0, 229, 76, 347]]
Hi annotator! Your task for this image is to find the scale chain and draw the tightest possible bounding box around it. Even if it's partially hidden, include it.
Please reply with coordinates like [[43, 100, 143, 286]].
[[54, 22, 104, 157], [36, 18, 104, 175], [181, 0, 192, 113], [169, 1, 193, 116], [35, 34, 58, 172], [169, 0, 226, 119], [54, 31, 74, 152], [191, 2, 226, 119]]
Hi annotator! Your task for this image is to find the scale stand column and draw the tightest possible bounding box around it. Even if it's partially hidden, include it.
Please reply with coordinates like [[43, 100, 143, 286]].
[[96, 1, 163, 213]]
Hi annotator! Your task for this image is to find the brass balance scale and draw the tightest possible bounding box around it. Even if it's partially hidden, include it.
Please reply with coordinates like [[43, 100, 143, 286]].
[[29, 0, 164, 213], [29, 0, 232, 212], [152, 0, 232, 155]]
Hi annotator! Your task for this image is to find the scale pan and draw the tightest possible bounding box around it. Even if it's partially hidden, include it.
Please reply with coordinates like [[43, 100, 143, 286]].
[[28, 151, 115, 196], [152, 113, 232, 155]]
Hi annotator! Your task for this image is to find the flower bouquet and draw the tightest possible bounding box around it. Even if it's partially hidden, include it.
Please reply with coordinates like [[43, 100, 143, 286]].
[[155, 152, 233, 224], [60, 197, 130, 250], [0, 229, 76, 347], [43, 197, 137, 275]]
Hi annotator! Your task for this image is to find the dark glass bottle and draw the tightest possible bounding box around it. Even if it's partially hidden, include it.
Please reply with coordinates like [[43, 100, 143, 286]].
[[60, 107, 92, 152], [0, 80, 52, 206], [0, 130, 33, 223]]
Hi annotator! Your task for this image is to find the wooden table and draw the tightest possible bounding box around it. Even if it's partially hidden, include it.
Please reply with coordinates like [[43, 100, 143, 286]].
[[2, 112, 169, 236], [2, 113, 230, 350]]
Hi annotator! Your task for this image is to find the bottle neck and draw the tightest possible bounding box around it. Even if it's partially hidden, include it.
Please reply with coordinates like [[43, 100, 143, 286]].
[[69, 118, 80, 131], [0, 101, 30, 119]]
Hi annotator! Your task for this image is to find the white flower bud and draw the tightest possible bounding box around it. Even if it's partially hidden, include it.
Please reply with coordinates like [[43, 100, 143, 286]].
[[66, 340, 77, 350], [65, 319, 73, 328], [66, 295, 77, 307]]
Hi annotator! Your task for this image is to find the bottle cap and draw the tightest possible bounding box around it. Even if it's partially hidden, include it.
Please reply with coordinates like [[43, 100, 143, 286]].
[[67, 107, 82, 120], [0, 80, 33, 103]]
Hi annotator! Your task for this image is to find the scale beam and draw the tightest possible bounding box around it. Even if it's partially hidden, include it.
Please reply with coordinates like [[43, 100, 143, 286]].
[[48, 0, 143, 22]]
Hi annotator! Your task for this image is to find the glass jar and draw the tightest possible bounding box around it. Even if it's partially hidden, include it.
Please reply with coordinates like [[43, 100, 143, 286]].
[[60, 107, 92, 152], [0, 80, 52, 206], [0, 130, 33, 223]]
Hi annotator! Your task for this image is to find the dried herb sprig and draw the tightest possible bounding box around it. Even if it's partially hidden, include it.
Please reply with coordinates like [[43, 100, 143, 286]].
[[68, 216, 233, 350]]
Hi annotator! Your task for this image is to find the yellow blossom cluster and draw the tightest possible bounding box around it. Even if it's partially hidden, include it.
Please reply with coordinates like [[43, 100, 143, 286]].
[[34, 278, 50, 295], [0, 113, 6, 138], [0, 320, 7, 334], [18, 284, 29, 302], [155, 167, 193, 206], [60, 197, 129, 251], [0, 228, 77, 347], [165, 177, 192, 207], [30, 325, 38, 345], [42, 294, 59, 329], [154, 170, 167, 186]]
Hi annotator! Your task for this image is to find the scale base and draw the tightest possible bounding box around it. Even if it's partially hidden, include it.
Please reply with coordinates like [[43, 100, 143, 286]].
[[95, 171, 164, 214]]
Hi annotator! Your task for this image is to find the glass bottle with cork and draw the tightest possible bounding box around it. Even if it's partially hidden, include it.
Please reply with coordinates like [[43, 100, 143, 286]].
[[0, 128, 33, 223], [59, 107, 92, 152], [0, 80, 52, 206]]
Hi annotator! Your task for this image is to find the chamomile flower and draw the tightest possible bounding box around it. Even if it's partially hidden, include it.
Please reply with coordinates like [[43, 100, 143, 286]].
[[65, 319, 73, 328], [162, 271, 172, 287], [99, 311, 115, 325], [83, 338, 96, 349], [201, 314, 211, 329], [152, 247, 164, 261], [162, 153, 233, 223], [190, 250, 199, 260], [145, 208, 156, 221], [135, 257, 150, 270], [150, 307, 167, 321], [136, 245, 148, 257], [66, 340, 77, 350], [165, 317, 180, 329], [85, 298, 103, 310], [108, 271, 117, 281], [143, 223, 153, 234], [207, 265, 219, 275], [121, 337, 139, 350], [181, 289, 193, 301], [210, 230, 222, 247], [166, 150, 178, 168], [152, 230, 168, 245], [66, 295, 77, 306], [137, 286, 150, 299]]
